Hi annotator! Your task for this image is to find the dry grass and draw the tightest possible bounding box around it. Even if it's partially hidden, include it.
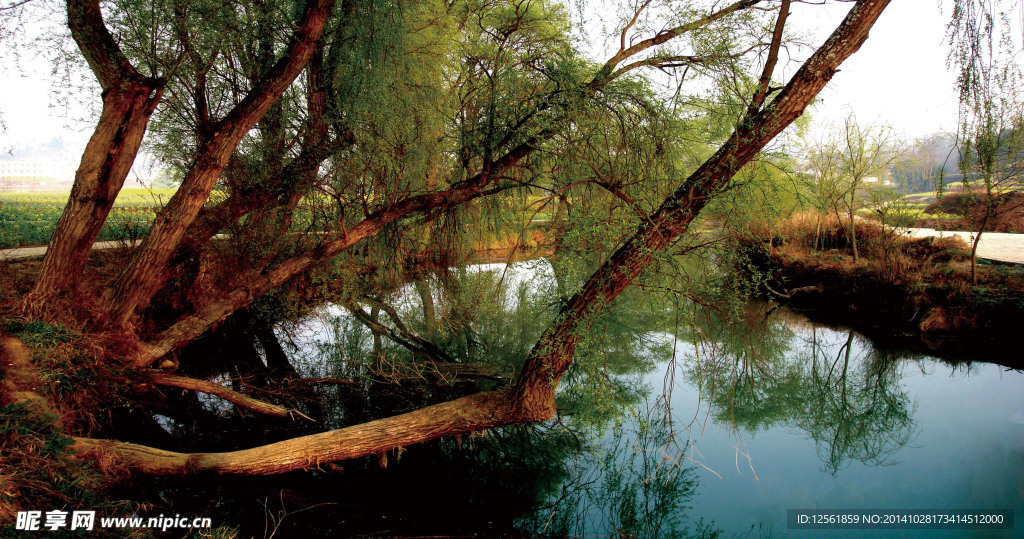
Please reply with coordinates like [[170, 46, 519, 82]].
[[922, 189, 1024, 232], [747, 211, 975, 285], [737, 210, 1024, 337], [0, 332, 142, 534]]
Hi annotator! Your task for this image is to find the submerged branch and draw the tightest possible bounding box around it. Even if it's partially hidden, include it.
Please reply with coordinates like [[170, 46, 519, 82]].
[[148, 371, 294, 418]]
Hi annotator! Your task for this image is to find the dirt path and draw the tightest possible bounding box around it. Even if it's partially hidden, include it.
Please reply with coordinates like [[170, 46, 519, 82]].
[[0, 240, 140, 262], [6, 229, 1021, 265], [905, 228, 1024, 265], [0, 336, 47, 409]]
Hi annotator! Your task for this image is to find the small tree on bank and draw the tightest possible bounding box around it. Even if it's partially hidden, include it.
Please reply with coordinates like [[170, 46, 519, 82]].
[[804, 114, 903, 261], [956, 108, 1024, 282], [948, 0, 1024, 283]]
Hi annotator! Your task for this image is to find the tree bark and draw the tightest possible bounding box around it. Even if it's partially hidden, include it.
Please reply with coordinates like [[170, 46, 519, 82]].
[[25, 0, 162, 311], [74, 0, 890, 474], [71, 389, 539, 474], [101, 0, 336, 329], [970, 197, 992, 284], [149, 372, 293, 417]]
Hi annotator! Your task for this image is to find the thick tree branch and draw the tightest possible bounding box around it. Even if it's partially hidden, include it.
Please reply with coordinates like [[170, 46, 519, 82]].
[[148, 371, 294, 418], [102, 0, 336, 328], [65, 0, 148, 90], [748, 0, 790, 114], [72, 0, 891, 478], [70, 389, 539, 474]]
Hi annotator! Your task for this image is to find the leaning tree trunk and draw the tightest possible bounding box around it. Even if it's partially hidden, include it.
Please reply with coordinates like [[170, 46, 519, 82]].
[[25, 0, 163, 312], [72, 0, 891, 474], [101, 0, 336, 330]]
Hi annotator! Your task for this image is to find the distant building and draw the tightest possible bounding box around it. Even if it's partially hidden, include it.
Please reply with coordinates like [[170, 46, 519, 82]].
[[0, 160, 76, 192], [863, 176, 895, 187]]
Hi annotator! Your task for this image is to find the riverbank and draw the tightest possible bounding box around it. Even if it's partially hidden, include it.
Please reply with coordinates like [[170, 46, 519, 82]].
[[737, 214, 1024, 365]]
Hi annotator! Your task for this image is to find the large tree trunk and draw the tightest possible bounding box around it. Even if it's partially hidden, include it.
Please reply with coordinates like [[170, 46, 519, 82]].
[[133, 0, 888, 368], [74, 0, 890, 474], [130, 0, 774, 360], [101, 0, 336, 329], [70, 389, 537, 474], [25, 0, 163, 311]]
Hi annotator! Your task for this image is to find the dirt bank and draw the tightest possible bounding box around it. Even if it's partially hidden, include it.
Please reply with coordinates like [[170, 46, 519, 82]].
[[737, 215, 1024, 365]]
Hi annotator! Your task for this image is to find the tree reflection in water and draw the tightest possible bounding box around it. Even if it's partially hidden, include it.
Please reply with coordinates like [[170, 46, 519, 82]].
[[146, 261, 926, 535], [521, 400, 720, 539], [145, 262, 717, 537], [685, 305, 918, 476]]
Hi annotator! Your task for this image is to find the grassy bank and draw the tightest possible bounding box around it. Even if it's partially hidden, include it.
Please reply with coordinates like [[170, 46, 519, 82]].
[[736, 212, 1024, 362]]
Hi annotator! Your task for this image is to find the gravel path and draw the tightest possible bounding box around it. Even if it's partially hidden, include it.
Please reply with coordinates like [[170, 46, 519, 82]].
[[905, 228, 1024, 265]]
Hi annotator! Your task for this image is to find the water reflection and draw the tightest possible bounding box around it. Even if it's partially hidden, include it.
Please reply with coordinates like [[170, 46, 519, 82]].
[[520, 401, 716, 539], [687, 308, 917, 475], [137, 260, 1021, 537]]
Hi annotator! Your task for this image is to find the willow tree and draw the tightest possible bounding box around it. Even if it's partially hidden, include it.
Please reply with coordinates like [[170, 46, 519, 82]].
[[948, 0, 1024, 282], [25, 0, 888, 475], [4, 0, 892, 473], [20, 0, 335, 319]]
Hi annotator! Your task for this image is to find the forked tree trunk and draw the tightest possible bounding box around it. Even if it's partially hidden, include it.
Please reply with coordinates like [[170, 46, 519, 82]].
[[25, 0, 163, 311], [74, 0, 890, 474], [27, 84, 161, 306], [101, 0, 335, 329]]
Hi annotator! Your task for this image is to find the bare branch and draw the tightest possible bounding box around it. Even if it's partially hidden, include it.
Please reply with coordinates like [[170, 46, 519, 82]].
[[749, 0, 791, 113], [0, 0, 34, 12], [149, 371, 294, 418], [592, 0, 762, 86]]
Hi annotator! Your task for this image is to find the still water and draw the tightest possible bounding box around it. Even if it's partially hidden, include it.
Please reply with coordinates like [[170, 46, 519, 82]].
[[649, 323, 1023, 538], [165, 260, 1022, 537]]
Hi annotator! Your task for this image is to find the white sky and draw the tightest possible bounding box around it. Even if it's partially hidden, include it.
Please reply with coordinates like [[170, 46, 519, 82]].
[[796, 0, 963, 139], [0, 1, 980, 162]]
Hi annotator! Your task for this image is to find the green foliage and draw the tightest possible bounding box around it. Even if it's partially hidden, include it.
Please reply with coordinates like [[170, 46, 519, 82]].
[[3, 321, 75, 348], [705, 158, 807, 234]]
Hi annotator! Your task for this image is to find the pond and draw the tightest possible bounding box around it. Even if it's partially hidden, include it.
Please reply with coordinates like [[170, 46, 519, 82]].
[[152, 260, 1022, 538]]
